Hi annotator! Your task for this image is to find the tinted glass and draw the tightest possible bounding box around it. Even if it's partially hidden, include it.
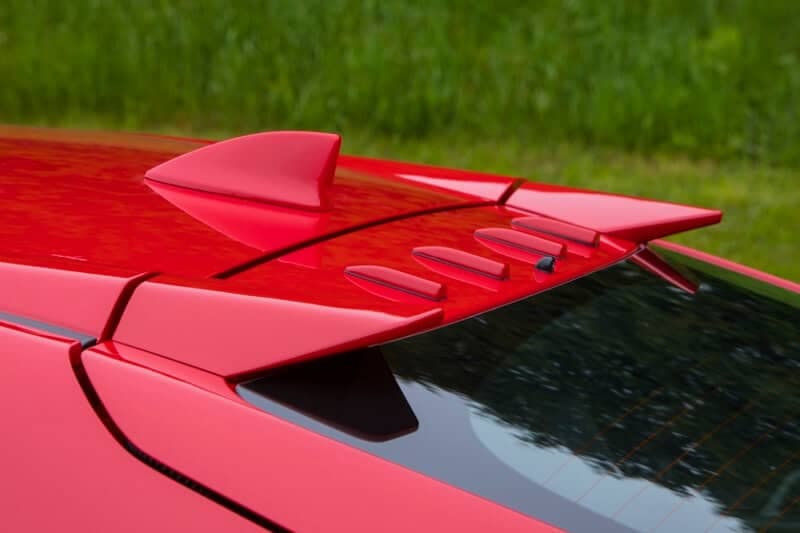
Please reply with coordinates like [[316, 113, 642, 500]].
[[239, 252, 800, 533]]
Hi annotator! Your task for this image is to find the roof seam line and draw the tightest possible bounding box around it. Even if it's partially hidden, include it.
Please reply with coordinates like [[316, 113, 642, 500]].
[[211, 201, 494, 279], [497, 178, 525, 205], [99, 271, 160, 341]]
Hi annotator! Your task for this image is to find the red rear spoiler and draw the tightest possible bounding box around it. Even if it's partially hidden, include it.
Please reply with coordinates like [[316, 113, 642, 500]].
[[506, 183, 722, 244], [117, 131, 724, 377]]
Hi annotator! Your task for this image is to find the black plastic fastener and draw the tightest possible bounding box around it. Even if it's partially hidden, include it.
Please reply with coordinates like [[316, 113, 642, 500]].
[[535, 256, 556, 273]]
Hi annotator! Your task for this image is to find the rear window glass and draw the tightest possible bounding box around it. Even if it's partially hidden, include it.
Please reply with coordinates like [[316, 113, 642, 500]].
[[239, 251, 800, 533]]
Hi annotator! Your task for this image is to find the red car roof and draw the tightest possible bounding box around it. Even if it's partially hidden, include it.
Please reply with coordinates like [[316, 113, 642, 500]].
[[1, 126, 722, 373], [0, 128, 505, 278]]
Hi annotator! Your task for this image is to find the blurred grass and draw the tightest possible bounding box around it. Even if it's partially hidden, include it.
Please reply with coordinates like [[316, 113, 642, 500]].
[[0, 1, 798, 279], [2, 0, 800, 165]]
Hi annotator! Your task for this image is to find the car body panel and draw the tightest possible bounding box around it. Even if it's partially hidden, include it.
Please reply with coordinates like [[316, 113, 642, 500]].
[[0, 253, 151, 339], [112, 275, 444, 377], [0, 324, 265, 533], [82, 342, 562, 533]]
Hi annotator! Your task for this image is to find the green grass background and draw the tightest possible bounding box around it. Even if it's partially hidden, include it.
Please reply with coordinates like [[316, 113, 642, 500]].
[[1, 1, 798, 280]]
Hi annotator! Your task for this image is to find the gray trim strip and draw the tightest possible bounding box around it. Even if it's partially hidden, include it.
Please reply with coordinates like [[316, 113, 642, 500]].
[[0, 311, 97, 348]]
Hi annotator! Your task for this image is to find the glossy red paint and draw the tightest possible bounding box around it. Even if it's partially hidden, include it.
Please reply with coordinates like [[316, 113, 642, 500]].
[[0, 253, 150, 338], [412, 246, 510, 279], [0, 129, 492, 278], [511, 214, 599, 246], [264, 206, 634, 327], [108, 205, 639, 378], [653, 240, 800, 294], [507, 182, 722, 243], [412, 253, 508, 292], [0, 136, 262, 277], [0, 324, 264, 533], [344, 264, 448, 301], [82, 344, 563, 533], [146, 131, 341, 210], [113, 274, 443, 377], [474, 227, 566, 257], [144, 178, 330, 253], [338, 153, 518, 201], [629, 247, 698, 294], [93, 340, 237, 398]]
